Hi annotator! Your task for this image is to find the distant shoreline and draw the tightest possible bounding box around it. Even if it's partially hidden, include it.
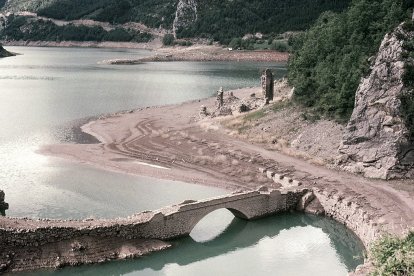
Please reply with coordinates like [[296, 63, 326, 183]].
[[1, 40, 289, 63], [105, 50, 289, 64], [1, 40, 157, 50]]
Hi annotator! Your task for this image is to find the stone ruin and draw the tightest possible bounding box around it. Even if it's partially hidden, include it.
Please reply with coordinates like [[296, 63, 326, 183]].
[[199, 85, 271, 119], [200, 71, 281, 119], [216, 87, 224, 108], [261, 69, 274, 103], [0, 190, 8, 216]]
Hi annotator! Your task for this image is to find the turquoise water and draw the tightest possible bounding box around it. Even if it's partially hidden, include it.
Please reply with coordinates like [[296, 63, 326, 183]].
[[0, 46, 285, 219], [21, 212, 365, 276], [0, 47, 364, 275]]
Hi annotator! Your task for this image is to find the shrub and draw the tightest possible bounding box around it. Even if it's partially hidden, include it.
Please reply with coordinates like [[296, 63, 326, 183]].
[[370, 232, 414, 276], [288, 0, 410, 120], [228, 37, 242, 49], [162, 34, 175, 46], [271, 40, 288, 52]]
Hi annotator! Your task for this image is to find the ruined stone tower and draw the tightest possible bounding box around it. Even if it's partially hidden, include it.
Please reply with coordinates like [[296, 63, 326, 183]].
[[216, 87, 224, 108], [261, 69, 274, 101]]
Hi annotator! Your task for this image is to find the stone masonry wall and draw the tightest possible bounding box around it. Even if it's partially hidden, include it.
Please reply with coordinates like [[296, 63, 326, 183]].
[[313, 188, 380, 247], [0, 188, 308, 248]]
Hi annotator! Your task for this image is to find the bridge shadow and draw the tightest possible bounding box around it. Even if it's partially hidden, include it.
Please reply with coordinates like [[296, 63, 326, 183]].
[[36, 212, 364, 275]]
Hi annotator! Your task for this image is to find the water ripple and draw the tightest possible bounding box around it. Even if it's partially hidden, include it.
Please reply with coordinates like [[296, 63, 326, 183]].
[[0, 75, 56, 80]]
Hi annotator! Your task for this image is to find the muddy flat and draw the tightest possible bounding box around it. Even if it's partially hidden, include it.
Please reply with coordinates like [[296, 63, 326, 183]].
[[40, 87, 414, 241]]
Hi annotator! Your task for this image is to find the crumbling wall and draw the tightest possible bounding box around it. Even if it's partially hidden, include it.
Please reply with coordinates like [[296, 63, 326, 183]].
[[261, 69, 274, 101]]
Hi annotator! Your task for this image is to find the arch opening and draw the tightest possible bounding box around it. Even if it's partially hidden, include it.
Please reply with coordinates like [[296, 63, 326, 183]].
[[189, 209, 241, 243]]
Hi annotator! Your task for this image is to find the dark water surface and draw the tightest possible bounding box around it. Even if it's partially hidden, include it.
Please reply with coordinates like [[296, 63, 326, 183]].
[[0, 47, 364, 275]]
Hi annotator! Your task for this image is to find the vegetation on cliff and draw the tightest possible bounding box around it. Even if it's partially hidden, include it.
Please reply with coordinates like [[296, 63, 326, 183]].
[[0, 15, 152, 42], [175, 0, 350, 44], [370, 232, 414, 275], [288, 0, 414, 120], [1, 0, 350, 44]]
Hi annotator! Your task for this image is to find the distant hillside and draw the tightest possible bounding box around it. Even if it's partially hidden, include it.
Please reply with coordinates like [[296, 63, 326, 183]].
[[0, 14, 153, 43], [176, 0, 351, 43], [1, 0, 351, 44]]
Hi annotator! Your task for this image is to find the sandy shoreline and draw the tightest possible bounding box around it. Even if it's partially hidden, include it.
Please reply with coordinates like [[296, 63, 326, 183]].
[[2, 41, 289, 63], [1, 40, 160, 50], [40, 87, 414, 234], [2, 87, 413, 274], [105, 47, 289, 64]]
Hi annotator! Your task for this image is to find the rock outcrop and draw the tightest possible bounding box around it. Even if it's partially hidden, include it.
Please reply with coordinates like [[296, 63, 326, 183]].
[[0, 190, 8, 215], [0, 44, 14, 58], [337, 24, 414, 179], [172, 0, 197, 38]]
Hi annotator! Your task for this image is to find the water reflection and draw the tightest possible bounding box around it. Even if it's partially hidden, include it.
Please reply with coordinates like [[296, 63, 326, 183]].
[[25, 213, 364, 276]]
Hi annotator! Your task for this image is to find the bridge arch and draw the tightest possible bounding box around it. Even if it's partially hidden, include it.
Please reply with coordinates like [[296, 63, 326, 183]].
[[186, 206, 251, 238]]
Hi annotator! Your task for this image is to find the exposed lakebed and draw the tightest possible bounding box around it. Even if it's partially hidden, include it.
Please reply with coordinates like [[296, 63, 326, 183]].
[[0, 46, 363, 274]]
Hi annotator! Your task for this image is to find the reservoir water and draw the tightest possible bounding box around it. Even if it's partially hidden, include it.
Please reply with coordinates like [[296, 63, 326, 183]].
[[0, 46, 364, 274]]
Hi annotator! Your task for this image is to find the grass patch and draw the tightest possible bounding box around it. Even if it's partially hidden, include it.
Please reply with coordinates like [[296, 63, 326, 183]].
[[370, 232, 414, 276], [244, 110, 266, 121], [271, 100, 293, 112], [301, 112, 321, 123]]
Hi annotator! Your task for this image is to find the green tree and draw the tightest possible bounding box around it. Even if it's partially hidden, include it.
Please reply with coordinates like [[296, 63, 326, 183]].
[[288, 0, 411, 120], [228, 37, 241, 49], [162, 34, 175, 46]]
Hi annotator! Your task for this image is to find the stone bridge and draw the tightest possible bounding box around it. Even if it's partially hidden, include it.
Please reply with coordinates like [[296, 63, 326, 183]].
[[143, 187, 308, 239], [1, 186, 378, 272], [0, 187, 309, 248]]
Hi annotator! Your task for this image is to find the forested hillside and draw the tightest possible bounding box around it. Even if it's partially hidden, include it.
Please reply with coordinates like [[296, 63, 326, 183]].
[[288, 0, 414, 120], [1, 0, 350, 43], [177, 0, 350, 43], [0, 15, 152, 42]]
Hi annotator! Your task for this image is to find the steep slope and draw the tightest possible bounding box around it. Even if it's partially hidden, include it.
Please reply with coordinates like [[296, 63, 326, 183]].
[[172, 0, 197, 38], [288, 0, 411, 120], [0, 13, 153, 43], [1, 0, 350, 43], [337, 23, 414, 179], [175, 0, 350, 43]]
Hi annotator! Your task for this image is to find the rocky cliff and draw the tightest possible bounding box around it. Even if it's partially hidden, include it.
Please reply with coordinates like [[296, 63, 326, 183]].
[[172, 0, 197, 38], [337, 23, 414, 179]]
